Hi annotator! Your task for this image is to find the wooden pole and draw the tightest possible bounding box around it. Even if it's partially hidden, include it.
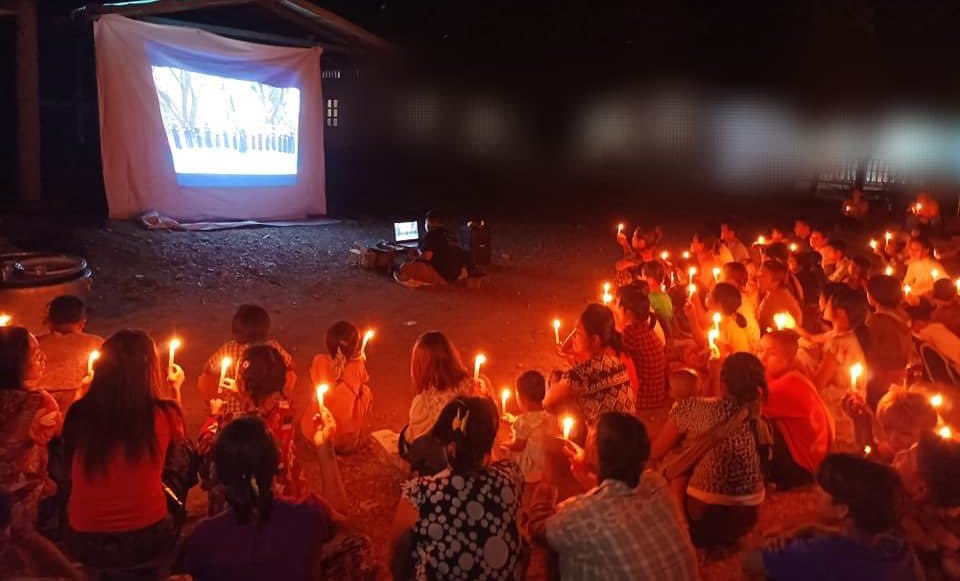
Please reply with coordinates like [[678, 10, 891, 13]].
[[16, 0, 41, 203]]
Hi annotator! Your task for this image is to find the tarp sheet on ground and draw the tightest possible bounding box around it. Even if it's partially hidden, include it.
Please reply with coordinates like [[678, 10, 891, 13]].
[[94, 14, 326, 221]]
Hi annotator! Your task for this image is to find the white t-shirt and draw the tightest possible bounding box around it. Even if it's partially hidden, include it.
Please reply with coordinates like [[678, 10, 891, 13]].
[[904, 257, 949, 297], [510, 410, 559, 483], [916, 323, 960, 368]]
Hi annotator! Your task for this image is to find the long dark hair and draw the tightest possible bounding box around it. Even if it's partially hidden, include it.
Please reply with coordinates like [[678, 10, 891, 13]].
[[64, 329, 180, 477], [325, 320, 360, 358], [215, 416, 279, 527], [429, 396, 498, 475], [831, 287, 871, 356], [711, 283, 747, 328], [580, 304, 623, 355], [0, 326, 31, 390], [411, 331, 470, 394], [239, 345, 287, 407], [617, 284, 656, 331], [721, 352, 767, 405]]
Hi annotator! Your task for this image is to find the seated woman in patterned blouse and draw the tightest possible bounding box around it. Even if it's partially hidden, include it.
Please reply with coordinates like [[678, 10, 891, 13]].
[[390, 397, 524, 580], [544, 304, 634, 447]]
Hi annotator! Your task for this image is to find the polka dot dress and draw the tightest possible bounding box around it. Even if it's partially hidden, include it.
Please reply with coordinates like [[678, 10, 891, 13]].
[[401, 461, 524, 580]]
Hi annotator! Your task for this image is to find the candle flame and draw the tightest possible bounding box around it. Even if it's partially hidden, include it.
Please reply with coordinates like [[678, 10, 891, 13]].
[[169, 338, 182, 351], [682, 251, 691, 260], [687, 283, 697, 297], [89, 350, 101, 364], [712, 266, 721, 281], [500, 387, 511, 410], [885, 266, 894, 276], [688, 266, 697, 278], [475, 353, 487, 366], [712, 312, 722, 326], [933, 269, 941, 280], [603, 282, 611, 293], [316, 383, 329, 407], [955, 278, 960, 293], [617, 223, 625, 234], [220, 356, 232, 372], [553, 319, 561, 330], [364, 329, 375, 341], [850, 362, 864, 390], [864, 445, 872, 455], [0, 314, 10, 327], [869, 239, 878, 250], [789, 242, 798, 253], [757, 235, 766, 245], [931, 394, 944, 408], [939, 425, 952, 439], [904, 284, 912, 295], [885, 231, 893, 242], [660, 250, 669, 261], [562, 416, 575, 440]]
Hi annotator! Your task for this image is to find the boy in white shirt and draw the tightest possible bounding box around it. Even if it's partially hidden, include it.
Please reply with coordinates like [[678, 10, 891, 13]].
[[904, 235, 948, 298]]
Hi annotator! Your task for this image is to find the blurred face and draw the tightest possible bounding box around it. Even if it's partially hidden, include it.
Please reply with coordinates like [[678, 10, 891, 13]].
[[23, 333, 45, 383], [720, 224, 734, 242], [690, 235, 705, 254], [908, 240, 925, 261], [757, 267, 776, 292], [759, 335, 790, 377], [794, 221, 810, 239], [810, 231, 827, 250], [571, 321, 600, 356]]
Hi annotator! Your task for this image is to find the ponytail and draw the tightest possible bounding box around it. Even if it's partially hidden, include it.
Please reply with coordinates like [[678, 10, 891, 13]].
[[580, 303, 623, 356], [213, 416, 279, 529], [224, 472, 274, 527], [429, 397, 498, 475], [734, 312, 747, 329]]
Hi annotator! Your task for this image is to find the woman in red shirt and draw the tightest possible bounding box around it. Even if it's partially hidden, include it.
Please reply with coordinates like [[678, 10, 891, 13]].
[[62, 329, 185, 573]]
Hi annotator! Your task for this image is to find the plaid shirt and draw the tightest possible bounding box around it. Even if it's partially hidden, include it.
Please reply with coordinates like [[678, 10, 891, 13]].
[[622, 322, 667, 409], [546, 473, 699, 581]]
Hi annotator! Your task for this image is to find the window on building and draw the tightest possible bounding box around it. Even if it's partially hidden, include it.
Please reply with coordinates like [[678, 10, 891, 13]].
[[322, 69, 342, 80], [326, 98, 339, 127]]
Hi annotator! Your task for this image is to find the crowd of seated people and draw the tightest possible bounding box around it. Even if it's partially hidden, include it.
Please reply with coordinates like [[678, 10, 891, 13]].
[[4, 192, 960, 580]]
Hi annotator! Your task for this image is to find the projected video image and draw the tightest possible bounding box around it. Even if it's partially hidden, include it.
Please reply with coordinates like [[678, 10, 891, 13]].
[[151, 66, 301, 187]]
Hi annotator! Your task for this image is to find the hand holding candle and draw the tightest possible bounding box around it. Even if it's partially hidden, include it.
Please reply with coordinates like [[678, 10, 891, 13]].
[[316, 383, 329, 408], [849, 362, 864, 393], [219, 356, 233, 391], [168, 338, 181, 375], [87, 350, 101, 375], [474, 353, 486, 380], [561, 416, 575, 440]]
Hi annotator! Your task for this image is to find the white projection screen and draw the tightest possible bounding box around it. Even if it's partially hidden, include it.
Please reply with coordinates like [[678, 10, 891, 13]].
[[94, 15, 326, 220]]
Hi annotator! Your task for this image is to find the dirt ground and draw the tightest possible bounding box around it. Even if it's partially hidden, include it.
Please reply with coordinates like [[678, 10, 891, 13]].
[[2, 214, 829, 580]]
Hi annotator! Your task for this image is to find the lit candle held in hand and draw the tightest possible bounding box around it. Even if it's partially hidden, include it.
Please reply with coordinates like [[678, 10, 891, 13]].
[[361, 329, 375, 357], [87, 350, 101, 375], [712, 266, 721, 283], [711, 312, 721, 332], [849, 362, 864, 393], [660, 250, 669, 261], [707, 328, 720, 359], [789, 243, 798, 253], [756, 235, 766, 246], [474, 353, 486, 380], [219, 356, 233, 389], [939, 425, 952, 440], [931, 393, 944, 408], [885, 266, 895, 276], [316, 383, 329, 408], [562, 416, 575, 440], [500, 388, 511, 413], [168, 338, 181, 375], [552, 319, 561, 345], [682, 251, 691, 260], [688, 283, 697, 299], [688, 266, 697, 282]]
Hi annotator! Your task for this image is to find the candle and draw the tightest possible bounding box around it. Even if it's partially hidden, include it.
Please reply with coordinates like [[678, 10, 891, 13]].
[[712, 266, 721, 283], [316, 383, 329, 408], [87, 350, 101, 375], [869, 239, 878, 250], [904, 284, 912, 296], [474, 353, 486, 380], [789, 242, 798, 253], [917, 202, 924, 212], [360, 329, 375, 357], [956, 279, 960, 293], [688, 266, 697, 282], [707, 328, 720, 359], [687, 283, 696, 299], [660, 250, 669, 261], [552, 319, 561, 345], [682, 250, 691, 260], [931, 393, 944, 408], [885, 265, 895, 276], [711, 311, 721, 332], [845, 204, 852, 213], [168, 338, 181, 375], [500, 387, 511, 413], [617, 223, 625, 236], [885, 231, 893, 243], [939, 425, 952, 439], [773, 312, 787, 330], [0, 314, 9, 327], [219, 356, 233, 388], [864, 444, 872, 455], [932, 269, 941, 281], [849, 362, 864, 393], [756, 235, 766, 245], [562, 416, 575, 440]]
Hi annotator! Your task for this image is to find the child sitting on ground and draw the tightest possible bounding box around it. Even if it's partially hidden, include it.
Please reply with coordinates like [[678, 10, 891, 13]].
[[874, 388, 939, 497], [660, 368, 702, 504], [199, 304, 296, 410], [502, 371, 558, 496], [309, 321, 373, 454], [743, 453, 923, 581], [640, 261, 674, 338], [36, 295, 103, 412]]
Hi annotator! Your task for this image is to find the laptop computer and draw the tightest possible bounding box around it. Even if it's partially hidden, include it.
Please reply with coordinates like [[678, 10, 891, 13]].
[[393, 221, 421, 248]]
